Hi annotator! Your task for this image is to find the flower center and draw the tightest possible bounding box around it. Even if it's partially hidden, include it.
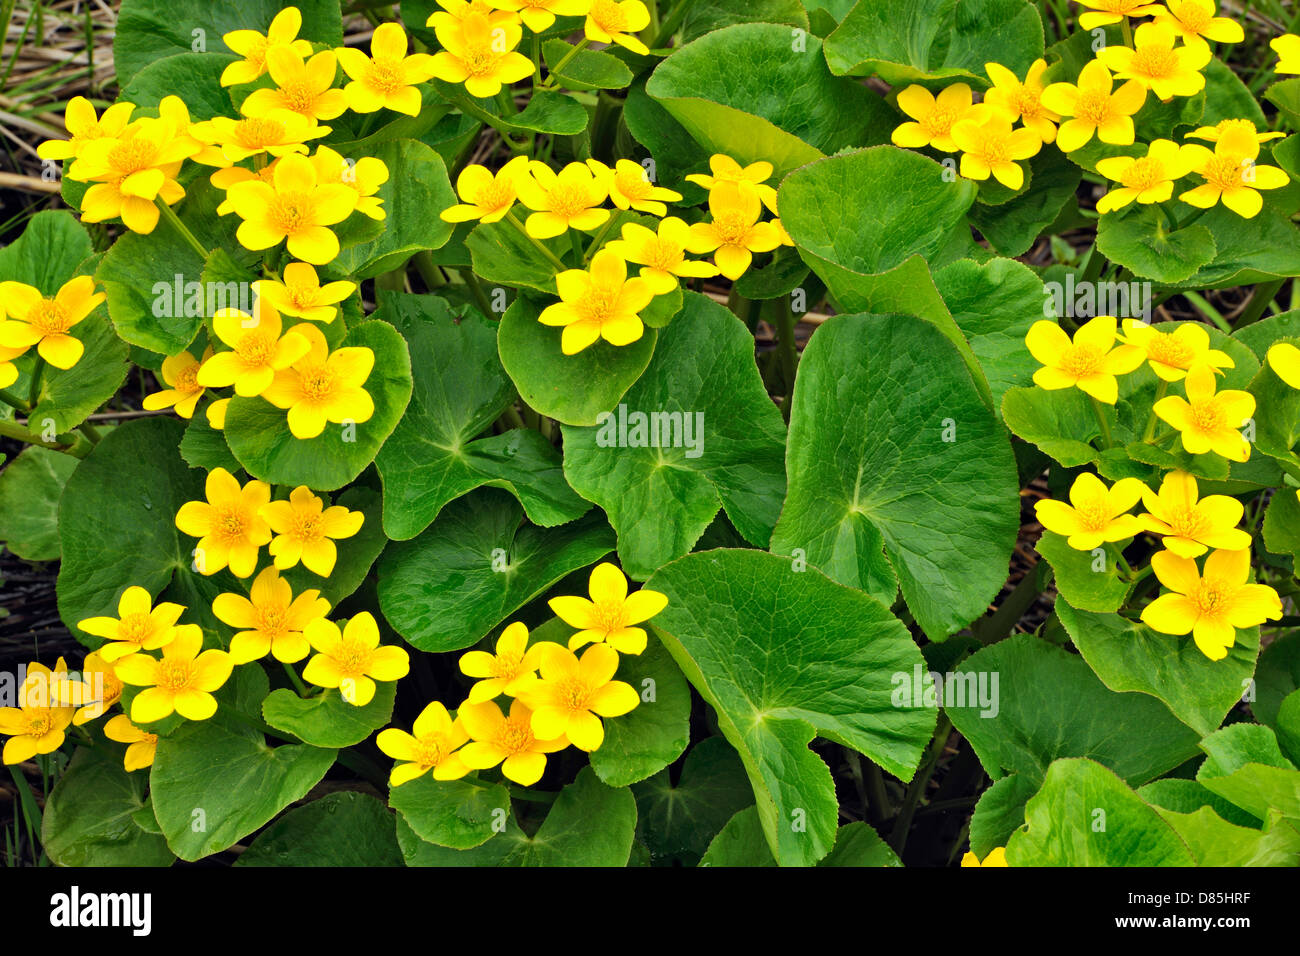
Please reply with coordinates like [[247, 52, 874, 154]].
[[1174, 0, 1210, 30], [1203, 154, 1252, 190], [591, 599, 628, 633], [712, 212, 754, 246], [462, 44, 502, 78], [157, 658, 197, 693], [494, 714, 538, 755], [1077, 502, 1111, 532], [1075, 90, 1115, 124], [1120, 157, 1167, 192], [107, 137, 160, 176], [175, 363, 202, 393], [214, 506, 248, 544], [490, 651, 524, 680], [27, 713, 52, 737], [1189, 400, 1226, 433], [236, 332, 275, 366], [269, 192, 314, 233], [255, 604, 289, 639], [1166, 507, 1207, 538], [1190, 579, 1230, 614], [548, 183, 591, 218], [921, 106, 963, 138], [1131, 46, 1178, 80], [972, 135, 1010, 165], [119, 612, 155, 646], [28, 299, 72, 335], [590, 0, 630, 33], [645, 237, 681, 271], [615, 169, 653, 201], [1059, 343, 1104, 377], [414, 736, 445, 768], [235, 117, 287, 148], [334, 637, 373, 678], [578, 286, 620, 325], [298, 364, 337, 402], [367, 59, 407, 95], [1144, 331, 1193, 368], [279, 81, 319, 114], [474, 178, 514, 212], [291, 510, 323, 542], [555, 676, 593, 713]]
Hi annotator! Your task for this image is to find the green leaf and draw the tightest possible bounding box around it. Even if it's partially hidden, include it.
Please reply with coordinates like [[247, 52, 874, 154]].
[[114, 0, 343, 87], [587, 629, 692, 787], [377, 488, 614, 652], [56, 417, 238, 644], [41, 746, 174, 867], [646, 549, 937, 867], [322, 139, 456, 280], [824, 0, 1044, 85], [1248, 341, 1300, 468], [119, 52, 239, 119], [646, 23, 894, 179], [1036, 532, 1132, 612], [179, 410, 240, 473], [682, 0, 809, 42], [968, 771, 1037, 859], [1169, 204, 1300, 290], [632, 736, 754, 865], [1202, 57, 1267, 127], [373, 293, 589, 539], [541, 39, 633, 90], [1154, 804, 1300, 867], [969, 148, 1082, 257], [561, 292, 787, 578], [1057, 601, 1260, 738], [700, 806, 900, 866], [150, 669, 336, 860], [1138, 777, 1262, 828], [23, 302, 130, 435], [623, 80, 710, 195], [770, 312, 1019, 638], [946, 635, 1201, 786], [1001, 385, 1103, 466], [1095, 204, 1217, 284], [398, 767, 637, 866], [1255, 631, 1300, 729], [262, 682, 395, 749], [0, 209, 93, 294], [497, 295, 658, 427], [1006, 758, 1196, 865], [235, 792, 403, 866], [272, 484, 386, 607], [389, 774, 512, 850], [464, 219, 566, 295], [1267, 78, 1300, 130], [1197, 723, 1300, 821], [224, 320, 412, 491], [933, 256, 1048, 414], [0, 446, 79, 561], [734, 247, 812, 300]]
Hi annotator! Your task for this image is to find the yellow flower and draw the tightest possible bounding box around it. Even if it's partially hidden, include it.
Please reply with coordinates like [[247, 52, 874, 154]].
[[457, 699, 568, 786], [891, 83, 982, 152], [1141, 548, 1281, 660], [210, 162, 278, 216], [586, 0, 651, 55], [67, 116, 196, 232], [309, 145, 389, 221], [226, 152, 358, 264], [1034, 472, 1147, 551], [254, 262, 355, 324], [511, 643, 639, 752], [426, 0, 523, 31], [377, 702, 471, 786], [1154, 364, 1254, 461], [1074, 0, 1164, 29], [213, 566, 331, 664], [684, 154, 779, 211], [459, 622, 549, 703], [1095, 139, 1197, 213], [1179, 137, 1289, 219], [1153, 0, 1244, 47], [207, 398, 230, 430], [142, 349, 210, 418], [440, 155, 531, 224], [261, 485, 365, 575], [1138, 470, 1250, 558], [961, 847, 1008, 866], [0, 344, 22, 389], [685, 181, 782, 280], [1025, 315, 1145, 403], [52, 651, 123, 725], [260, 323, 376, 439], [539, 249, 655, 355], [174, 467, 273, 577], [36, 96, 135, 162], [0, 659, 75, 765], [241, 48, 348, 122], [157, 95, 227, 167], [115, 626, 233, 722], [1119, 318, 1234, 381], [301, 612, 410, 706], [429, 11, 534, 99], [190, 109, 330, 165], [221, 6, 314, 87], [0, 277, 104, 370], [588, 158, 682, 216], [547, 561, 668, 654], [1040, 60, 1147, 152], [1098, 22, 1212, 101], [1273, 34, 1300, 74], [103, 715, 159, 772], [951, 113, 1042, 189], [491, 0, 589, 33], [1186, 118, 1285, 149], [197, 302, 311, 398], [516, 160, 610, 238], [77, 586, 184, 663], [337, 22, 436, 115], [1267, 342, 1300, 390], [984, 59, 1059, 143], [603, 217, 719, 295]]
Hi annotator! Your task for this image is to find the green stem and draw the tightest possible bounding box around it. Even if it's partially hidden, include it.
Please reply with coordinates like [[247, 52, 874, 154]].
[[76, 421, 102, 445], [568, 229, 585, 266], [505, 210, 567, 271], [531, 34, 542, 85], [775, 299, 797, 423], [509, 784, 559, 803], [1183, 290, 1230, 333], [1238, 278, 1285, 328], [0, 387, 27, 411], [890, 716, 952, 855], [651, 0, 694, 47], [539, 38, 590, 89], [583, 214, 620, 263], [1142, 379, 1167, 442], [27, 355, 45, 408], [499, 405, 527, 431], [1107, 542, 1134, 580], [336, 749, 389, 791], [1089, 394, 1115, 449], [282, 661, 309, 697], [0, 419, 87, 455], [156, 198, 209, 261], [1121, 16, 1133, 47], [460, 267, 494, 318]]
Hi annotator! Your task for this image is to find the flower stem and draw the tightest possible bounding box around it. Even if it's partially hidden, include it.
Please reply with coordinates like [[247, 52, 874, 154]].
[[155, 197, 210, 262], [0, 387, 28, 411], [27, 355, 45, 408], [505, 210, 567, 271], [776, 298, 798, 423], [539, 38, 590, 89], [459, 267, 494, 318], [1089, 394, 1115, 449], [583, 214, 620, 263], [282, 661, 309, 697], [1121, 16, 1133, 47], [1142, 378, 1167, 442]]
